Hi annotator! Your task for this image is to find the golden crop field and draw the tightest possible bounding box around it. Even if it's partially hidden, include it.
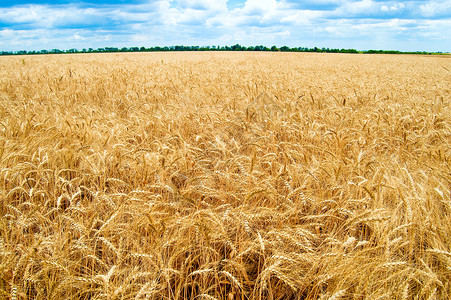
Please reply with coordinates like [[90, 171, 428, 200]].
[[0, 52, 450, 299]]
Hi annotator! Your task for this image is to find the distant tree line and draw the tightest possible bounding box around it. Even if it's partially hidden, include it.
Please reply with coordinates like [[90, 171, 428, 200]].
[[0, 44, 443, 56]]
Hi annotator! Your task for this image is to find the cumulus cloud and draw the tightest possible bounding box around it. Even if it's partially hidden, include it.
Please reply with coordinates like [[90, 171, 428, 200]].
[[381, 3, 405, 12], [0, 0, 450, 52], [177, 0, 227, 11], [419, 1, 451, 18], [240, 0, 278, 15], [0, 5, 113, 29], [71, 33, 85, 40], [334, 0, 381, 17]]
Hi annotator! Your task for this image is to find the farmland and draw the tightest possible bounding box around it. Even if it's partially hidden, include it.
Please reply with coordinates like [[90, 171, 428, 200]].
[[0, 52, 450, 299]]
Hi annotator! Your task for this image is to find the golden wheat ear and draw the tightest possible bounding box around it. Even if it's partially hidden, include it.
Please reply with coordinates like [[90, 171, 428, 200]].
[[1, 52, 449, 299]]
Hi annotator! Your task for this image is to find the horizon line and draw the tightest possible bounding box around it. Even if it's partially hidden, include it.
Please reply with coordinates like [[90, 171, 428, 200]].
[[1, 44, 449, 56]]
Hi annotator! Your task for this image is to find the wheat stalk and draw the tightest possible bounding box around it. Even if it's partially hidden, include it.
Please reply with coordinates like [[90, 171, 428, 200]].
[[0, 52, 449, 299]]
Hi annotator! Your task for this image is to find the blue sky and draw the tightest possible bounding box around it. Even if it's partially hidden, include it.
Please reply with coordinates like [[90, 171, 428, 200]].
[[0, 0, 450, 52]]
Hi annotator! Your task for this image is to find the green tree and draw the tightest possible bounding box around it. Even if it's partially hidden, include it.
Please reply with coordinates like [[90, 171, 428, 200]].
[[231, 44, 243, 51], [280, 46, 290, 52]]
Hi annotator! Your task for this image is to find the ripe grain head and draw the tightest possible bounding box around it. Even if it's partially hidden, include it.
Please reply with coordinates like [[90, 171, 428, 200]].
[[0, 52, 450, 299]]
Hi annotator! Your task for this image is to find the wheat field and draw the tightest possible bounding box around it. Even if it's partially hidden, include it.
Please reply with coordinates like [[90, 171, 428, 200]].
[[0, 52, 450, 299]]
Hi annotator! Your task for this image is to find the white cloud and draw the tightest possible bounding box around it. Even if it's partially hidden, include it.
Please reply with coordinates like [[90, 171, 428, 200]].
[[420, 1, 451, 18], [72, 33, 85, 40], [381, 3, 405, 12], [0, 5, 110, 29], [276, 30, 291, 37], [177, 0, 227, 11], [241, 0, 278, 15], [0, 0, 450, 52], [0, 5, 43, 24], [342, 0, 378, 15], [280, 10, 322, 25]]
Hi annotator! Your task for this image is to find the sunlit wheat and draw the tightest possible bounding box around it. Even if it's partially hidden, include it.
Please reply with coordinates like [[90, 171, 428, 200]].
[[0, 52, 450, 299]]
